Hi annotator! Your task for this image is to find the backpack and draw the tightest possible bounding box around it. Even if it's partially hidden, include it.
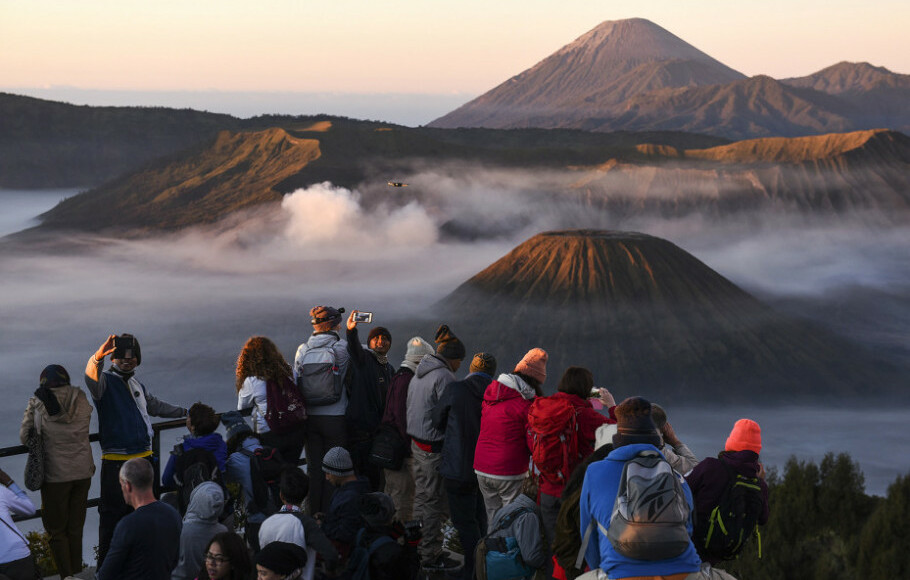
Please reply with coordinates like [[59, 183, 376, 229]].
[[475, 506, 538, 580], [348, 527, 398, 580], [693, 459, 764, 561], [297, 339, 345, 407], [368, 424, 409, 471], [528, 396, 579, 488], [606, 450, 692, 561], [239, 445, 285, 516], [173, 446, 224, 515], [264, 376, 307, 434]]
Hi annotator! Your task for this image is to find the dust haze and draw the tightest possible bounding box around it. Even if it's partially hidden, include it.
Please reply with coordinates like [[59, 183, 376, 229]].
[[1, 162, 908, 495]]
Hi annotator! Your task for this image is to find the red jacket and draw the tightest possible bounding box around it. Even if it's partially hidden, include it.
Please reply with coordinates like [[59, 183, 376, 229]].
[[473, 376, 536, 477], [534, 392, 614, 497]]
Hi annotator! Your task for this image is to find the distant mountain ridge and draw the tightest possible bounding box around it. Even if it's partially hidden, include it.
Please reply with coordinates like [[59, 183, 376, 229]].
[[429, 19, 910, 139]]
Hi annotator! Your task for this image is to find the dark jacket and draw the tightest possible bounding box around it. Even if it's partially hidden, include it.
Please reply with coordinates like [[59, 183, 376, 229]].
[[685, 450, 770, 564], [432, 372, 492, 482], [346, 327, 394, 435], [382, 367, 414, 442], [323, 476, 371, 546], [96, 501, 182, 580]]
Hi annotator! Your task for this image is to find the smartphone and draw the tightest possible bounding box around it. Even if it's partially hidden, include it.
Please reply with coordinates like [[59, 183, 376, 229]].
[[590, 387, 601, 398], [113, 336, 137, 360], [353, 312, 373, 323]]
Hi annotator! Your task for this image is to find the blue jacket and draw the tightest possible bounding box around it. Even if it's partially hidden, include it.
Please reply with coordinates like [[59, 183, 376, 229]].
[[161, 432, 228, 489], [224, 437, 266, 524], [433, 372, 492, 482], [323, 476, 371, 546], [579, 443, 701, 579]]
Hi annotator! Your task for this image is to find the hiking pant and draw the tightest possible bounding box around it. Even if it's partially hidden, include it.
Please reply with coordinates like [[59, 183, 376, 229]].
[[384, 460, 415, 522], [410, 441, 448, 562], [41, 477, 91, 578], [445, 477, 487, 580], [0, 555, 36, 580], [349, 429, 381, 491], [539, 492, 561, 578], [98, 455, 156, 567], [305, 414, 348, 515], [476, 474, 524, 530]]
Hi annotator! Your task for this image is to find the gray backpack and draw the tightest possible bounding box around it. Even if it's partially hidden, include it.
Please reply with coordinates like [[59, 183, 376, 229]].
[[297, 339, 345, 407], [606, 450, 691, 561]]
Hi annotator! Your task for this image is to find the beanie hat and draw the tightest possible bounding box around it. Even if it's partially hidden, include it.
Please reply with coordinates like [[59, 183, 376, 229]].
[[612, 396, 662, 449], [469, 352, 497, 376], [402, 336, 434, 372], [360, 492, 396, 528], [322, 446, 354, 477], [310, 305, 344, 333], [725, 418, 762, 454], [255, 541, 308, 575], [368, 326, 391, 343], [514, 348, 548, 385], [435, 324, 466, 360], [220, 411, 253, 442], [39, 364, 70, 388]]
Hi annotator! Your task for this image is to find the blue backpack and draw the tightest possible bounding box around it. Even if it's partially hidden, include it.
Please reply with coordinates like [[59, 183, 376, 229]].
[[476, 506, 538, 580]]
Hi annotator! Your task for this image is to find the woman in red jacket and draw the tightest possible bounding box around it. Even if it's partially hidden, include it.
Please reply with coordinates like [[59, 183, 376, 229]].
[[473, 348, 547, 526], [529, 366, 616, 552]]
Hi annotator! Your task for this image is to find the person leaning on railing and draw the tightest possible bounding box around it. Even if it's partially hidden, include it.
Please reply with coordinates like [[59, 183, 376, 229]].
[[85, 333, 188, 569], [18, 364, 94, 579]]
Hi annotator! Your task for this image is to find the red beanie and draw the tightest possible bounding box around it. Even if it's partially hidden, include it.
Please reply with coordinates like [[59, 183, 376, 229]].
[[725, 419, 762, 454], [514, 348, 548, 385]]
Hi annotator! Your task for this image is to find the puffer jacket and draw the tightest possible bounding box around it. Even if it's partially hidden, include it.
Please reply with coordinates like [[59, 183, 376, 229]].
[[171, 482, 228, 580], [473, 374, 536, 477], [19, 385, 94, 483], [406, 354, 455, 445], [432, 372, 493, 482]]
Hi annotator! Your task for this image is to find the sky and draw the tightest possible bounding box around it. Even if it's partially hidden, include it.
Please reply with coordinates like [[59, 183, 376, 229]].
[[2, 0, 908, 124]]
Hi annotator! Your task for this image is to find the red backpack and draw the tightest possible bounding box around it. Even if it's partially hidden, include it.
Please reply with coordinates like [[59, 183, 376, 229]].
[[264, 376, 307, 434], [528, 396, 579, 487]]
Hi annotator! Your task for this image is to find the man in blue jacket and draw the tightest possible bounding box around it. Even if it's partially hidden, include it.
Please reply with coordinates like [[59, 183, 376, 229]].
[[86, 333, 187, 567], [579, 397, 701, 579]]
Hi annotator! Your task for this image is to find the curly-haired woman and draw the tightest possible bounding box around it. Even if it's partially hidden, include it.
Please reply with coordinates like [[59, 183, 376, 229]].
[[236, 336, 306, 465]]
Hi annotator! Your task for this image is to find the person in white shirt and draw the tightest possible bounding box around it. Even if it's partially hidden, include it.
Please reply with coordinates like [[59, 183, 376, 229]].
[[0, 466, 38, 580]]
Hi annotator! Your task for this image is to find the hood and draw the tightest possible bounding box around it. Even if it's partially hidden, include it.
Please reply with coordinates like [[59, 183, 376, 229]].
[[719, 450, 762, 476], [184, 481, 225, 524], [493, 373, 537, 400], [43, 386, 84, 424], [415, 354, 449, 379], [307, 332, 341, 349]]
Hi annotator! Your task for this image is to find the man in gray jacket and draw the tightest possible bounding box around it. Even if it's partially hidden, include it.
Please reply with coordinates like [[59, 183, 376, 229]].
[[406, 324, 465, 571]]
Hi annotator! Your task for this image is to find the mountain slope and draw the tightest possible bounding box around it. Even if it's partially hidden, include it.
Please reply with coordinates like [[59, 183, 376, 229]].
[[430, 18, 745, 129], [441, 230, 900, 401]]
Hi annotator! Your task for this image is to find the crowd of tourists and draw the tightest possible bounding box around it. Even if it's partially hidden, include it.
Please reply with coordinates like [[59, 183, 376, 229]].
[[0, 305, 769, 580]]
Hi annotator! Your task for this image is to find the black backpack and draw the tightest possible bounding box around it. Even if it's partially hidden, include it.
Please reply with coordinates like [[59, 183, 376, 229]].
[[368, 424, 408, 471], [693, 459, 764, 561], [239, 445, 285, 516], [173, 446, 224, 515]]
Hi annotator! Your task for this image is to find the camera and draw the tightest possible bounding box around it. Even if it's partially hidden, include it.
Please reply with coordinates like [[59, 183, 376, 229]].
[[353, 311, 373, 323], [403, 519, 423, 542], [590, 387, 601, 398]]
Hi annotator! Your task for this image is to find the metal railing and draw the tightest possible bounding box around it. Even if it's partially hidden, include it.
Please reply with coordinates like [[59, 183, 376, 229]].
[[0, 408, 250, 523]]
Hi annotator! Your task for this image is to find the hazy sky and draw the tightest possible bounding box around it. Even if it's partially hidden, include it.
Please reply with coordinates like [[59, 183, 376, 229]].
[[1, 1, 907, 124]]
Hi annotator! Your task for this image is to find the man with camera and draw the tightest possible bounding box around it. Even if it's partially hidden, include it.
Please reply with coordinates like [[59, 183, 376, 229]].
[[86, 333, 188, 568]]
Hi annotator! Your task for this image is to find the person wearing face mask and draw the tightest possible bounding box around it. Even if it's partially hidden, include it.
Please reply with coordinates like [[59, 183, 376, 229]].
[[344, 310, 395, 491], [86, 333, 188, 568]]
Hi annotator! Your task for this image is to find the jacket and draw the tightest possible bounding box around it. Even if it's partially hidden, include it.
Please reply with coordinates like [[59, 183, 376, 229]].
[[552, 486, 585, 580], [432, 372, 492, 482], [662, 442, 699, 475], [237, 376, 270, 434], [323, 476, 371, 546], [382, 367, 414, 443], [171, 482, 228, 580], [223, 436, 266, 524], [685, 450, 770, 564], [473, 374, 536, 478], [161, 432, 228, 489], [346, 326, 394, 434], [534, 392, 612, 498], [85, 356, 186, 455], [294, 332, 350, 417], [487, 494, 548, 571], [579, 443, 701, 578], [406, 354, 455, 444], [19, 384, 95, 483], [0, 484, 35, 565]]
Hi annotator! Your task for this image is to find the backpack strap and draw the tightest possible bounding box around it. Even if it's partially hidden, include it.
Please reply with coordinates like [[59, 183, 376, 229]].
[[492, 506, 534, 534]]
